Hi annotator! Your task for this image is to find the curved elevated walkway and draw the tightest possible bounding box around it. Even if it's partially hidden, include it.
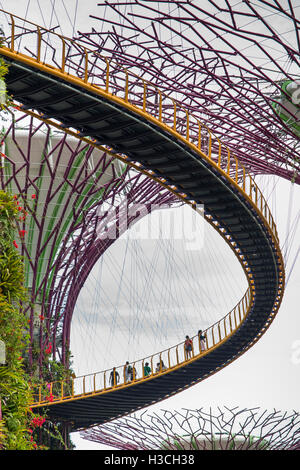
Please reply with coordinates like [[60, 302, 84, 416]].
[[0, 12, 284, 431]]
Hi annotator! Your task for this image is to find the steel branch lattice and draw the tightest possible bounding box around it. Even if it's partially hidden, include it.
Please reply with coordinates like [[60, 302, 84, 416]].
[[0, 113, 178, 373], [76, 0, 300, 184], [81, 407, 300, 450]]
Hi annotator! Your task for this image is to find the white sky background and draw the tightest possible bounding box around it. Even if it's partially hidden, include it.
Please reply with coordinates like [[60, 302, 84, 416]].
[[0, 0, 299, 450]]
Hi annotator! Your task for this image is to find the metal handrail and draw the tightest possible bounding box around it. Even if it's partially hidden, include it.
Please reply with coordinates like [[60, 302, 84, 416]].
[[32, 288, 252, 405]]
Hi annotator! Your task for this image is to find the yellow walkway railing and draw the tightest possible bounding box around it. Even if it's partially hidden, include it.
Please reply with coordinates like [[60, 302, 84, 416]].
[[0, 10, 284, 409], [32, 289, 252, 406], [0, 9, 280, 245]]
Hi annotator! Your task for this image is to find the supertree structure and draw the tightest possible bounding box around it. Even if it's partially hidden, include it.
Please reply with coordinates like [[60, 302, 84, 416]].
[[69, 1, 300, 448], [81, 406, 300, 450], [0, 111, 178, 377], [0, 0, 297, 450], [76, 0, 300, 184]]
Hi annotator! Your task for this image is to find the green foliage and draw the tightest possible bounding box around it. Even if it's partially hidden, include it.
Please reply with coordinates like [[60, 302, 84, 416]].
[[0, 58, 9, 81], [0, 191, 39, 449], [0, 57, 10, 109], [0, 190, 74, 449]]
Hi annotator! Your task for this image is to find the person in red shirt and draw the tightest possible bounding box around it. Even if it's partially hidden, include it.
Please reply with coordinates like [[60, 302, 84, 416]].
[[184, 335, 193, 360]]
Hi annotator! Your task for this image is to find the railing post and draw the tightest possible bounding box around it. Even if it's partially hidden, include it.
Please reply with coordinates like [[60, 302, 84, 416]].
[[218, 323, 221, 343], [105, 58, 109, 93], [227, 148, 231, 174], [143, 81, 147, 112], [242, 167, 246, 191], [186, 110, 190, 141], [10, 15, 15, 52], [158, 90, 162, 121], [84, 48, 88, 82], [61, 37, 66, 74], [240, 296, 244, 317], [173, 100, 177, 131], [208, 130, 212, 159], [198, 121, 201, 150], [249, 176, 253, 200], [36, 27, 42, 63], [125, 70, 129, 102], [133, 363, 136, 380], [235, 157, 238, 182], [218, 140, 222, 167]]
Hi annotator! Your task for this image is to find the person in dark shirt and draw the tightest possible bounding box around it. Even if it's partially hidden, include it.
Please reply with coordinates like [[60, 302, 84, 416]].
[[109, 367, 120, 386], [198, 329, 206, 352]]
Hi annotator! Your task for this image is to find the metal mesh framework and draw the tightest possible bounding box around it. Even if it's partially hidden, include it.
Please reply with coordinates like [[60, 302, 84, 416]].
[[75, 0, 300, 184], [0, 113, 178, 372], [81, 407, 300, 450]]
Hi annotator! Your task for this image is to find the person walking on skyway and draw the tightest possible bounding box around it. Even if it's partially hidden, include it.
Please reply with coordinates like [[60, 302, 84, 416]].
[[198, 329, 206, 352], [184, 335, 193, 360], [109, 367, 120, 387], [124, 361, 132, 382], [144, 362, 151, 377]]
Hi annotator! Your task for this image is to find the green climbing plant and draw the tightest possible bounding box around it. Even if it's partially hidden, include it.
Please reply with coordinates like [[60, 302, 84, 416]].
[[0, 190, 40, 449], [0, 190, 73, 450], [0, 31, 12, 109]]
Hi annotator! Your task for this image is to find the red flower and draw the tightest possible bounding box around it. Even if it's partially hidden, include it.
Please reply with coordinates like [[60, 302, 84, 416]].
[[46, 394, 54, 402], [31, 194, 36, 199], [19, 229, 27, 238], [45, 343, 52, 354], [31, 416, 45, 428], [39, 314, 45, 321], [13, 240, 18, 248]]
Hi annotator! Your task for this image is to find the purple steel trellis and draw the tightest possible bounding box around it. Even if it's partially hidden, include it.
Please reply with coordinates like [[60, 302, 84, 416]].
[[56, 175, 179, 366], [81, 407, 300, 450], [0, 0, 297, 405], [75, 0, 300, 184], [0, 112, 178, 375]]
